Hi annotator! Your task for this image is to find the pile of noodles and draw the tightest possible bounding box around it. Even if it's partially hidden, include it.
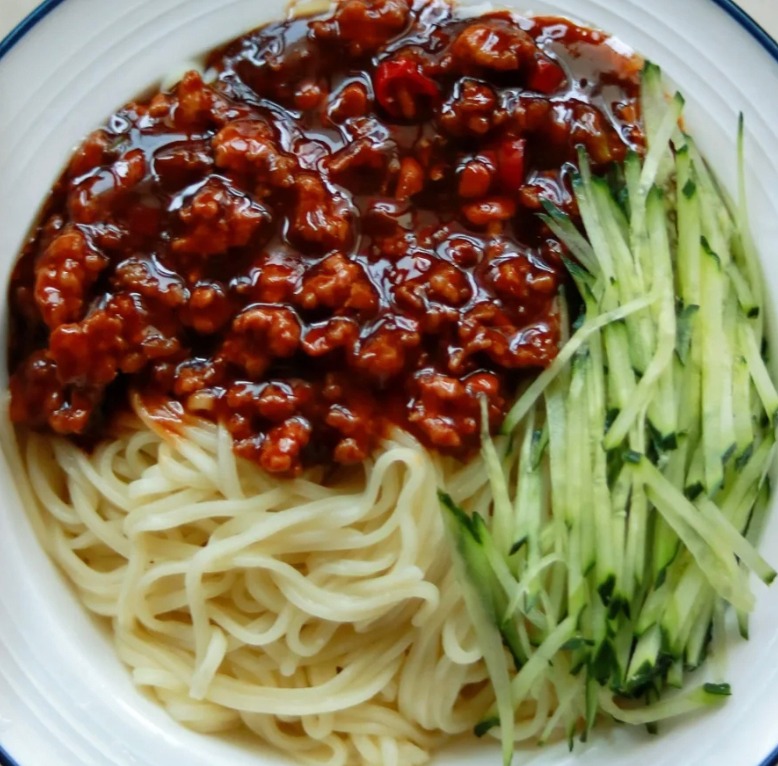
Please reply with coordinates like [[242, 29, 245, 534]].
[[9, 396, 529, 765]]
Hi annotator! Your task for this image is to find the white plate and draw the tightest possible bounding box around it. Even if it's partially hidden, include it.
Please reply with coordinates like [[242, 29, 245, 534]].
[[1, 1, 777, 765]]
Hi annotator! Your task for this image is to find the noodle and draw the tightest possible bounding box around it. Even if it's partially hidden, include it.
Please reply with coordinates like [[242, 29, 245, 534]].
[[13, 400, 496, 765]]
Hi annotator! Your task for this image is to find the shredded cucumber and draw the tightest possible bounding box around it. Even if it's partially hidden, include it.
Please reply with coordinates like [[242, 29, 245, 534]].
[[439, 493, 516, 766], [439, 61, 776, 764]]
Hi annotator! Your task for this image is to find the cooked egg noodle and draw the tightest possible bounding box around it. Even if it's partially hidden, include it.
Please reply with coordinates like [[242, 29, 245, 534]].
[[12, 400, 508, 765]]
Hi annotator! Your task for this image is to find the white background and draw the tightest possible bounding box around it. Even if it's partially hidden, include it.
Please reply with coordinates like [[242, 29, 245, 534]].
[[1, 0, 778, 40]]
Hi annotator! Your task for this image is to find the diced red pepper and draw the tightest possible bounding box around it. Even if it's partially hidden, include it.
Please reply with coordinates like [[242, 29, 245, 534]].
[[526, 56, 566, 94], [496, 138, 526, 192], [374, 59, 440, 120]]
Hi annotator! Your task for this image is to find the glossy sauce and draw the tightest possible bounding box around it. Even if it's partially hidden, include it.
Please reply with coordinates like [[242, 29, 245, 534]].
[[8, 0, 643, 475]]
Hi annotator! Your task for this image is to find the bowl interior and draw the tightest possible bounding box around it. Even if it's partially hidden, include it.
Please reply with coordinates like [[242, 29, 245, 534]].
[[1, 1, 778, 765]]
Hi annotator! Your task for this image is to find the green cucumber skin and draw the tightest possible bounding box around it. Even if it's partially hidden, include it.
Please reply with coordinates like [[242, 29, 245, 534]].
[[439, 63, 776, 763]]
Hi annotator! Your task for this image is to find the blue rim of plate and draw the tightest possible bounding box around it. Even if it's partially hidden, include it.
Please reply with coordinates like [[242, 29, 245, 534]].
[[0, 1, 777, 765], [4, 0, 776, 61]]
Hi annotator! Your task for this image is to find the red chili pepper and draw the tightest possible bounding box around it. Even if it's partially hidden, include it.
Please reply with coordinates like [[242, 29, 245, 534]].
[[497, 138, 526, 192], [374, 59, 440, 120], [526, 57, 566, 94]]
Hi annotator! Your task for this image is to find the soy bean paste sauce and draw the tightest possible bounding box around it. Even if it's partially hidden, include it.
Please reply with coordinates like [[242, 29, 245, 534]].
[[8, 0, 644, 475]]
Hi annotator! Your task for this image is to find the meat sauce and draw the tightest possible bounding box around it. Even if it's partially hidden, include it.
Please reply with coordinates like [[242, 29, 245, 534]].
[[7, 0, 643, 475]]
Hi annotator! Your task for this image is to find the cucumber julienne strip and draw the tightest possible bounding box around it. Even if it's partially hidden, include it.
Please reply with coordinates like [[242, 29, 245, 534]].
[[479, 397, 515, 559], [739, 318, 778, 421], [604, 187, 676, 448], [735, 114, 765, 345], [700, 241, 729, 493], [640, 92, 685, 196], [696, 496, 776, 585], [438, 61, 776, 765], [540, 201, 598, 275], [640, 459, 770, 612], [503, 554, 562, 622], [598, 683, 730, 726], [502, 293, 657, 434], [439, 492, 516, 766]]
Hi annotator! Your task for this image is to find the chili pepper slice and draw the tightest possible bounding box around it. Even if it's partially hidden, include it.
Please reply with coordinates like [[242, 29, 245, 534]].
[[497, 138, 526, 192], [526, 57, 566, 94], [374, 59, 440, 120]]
